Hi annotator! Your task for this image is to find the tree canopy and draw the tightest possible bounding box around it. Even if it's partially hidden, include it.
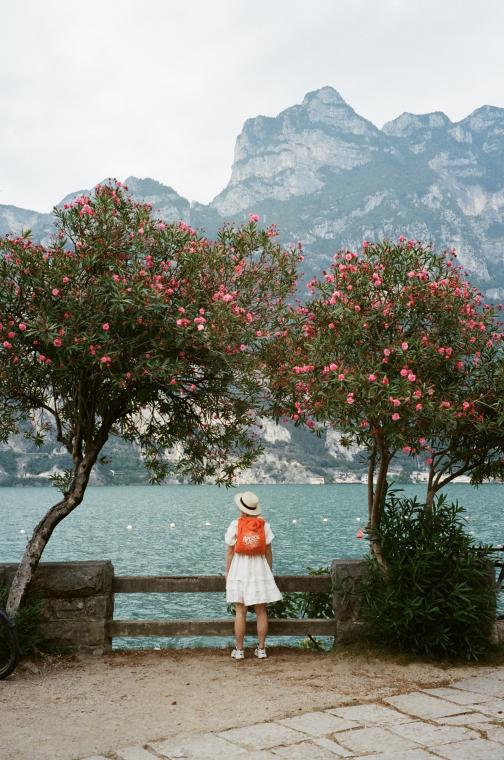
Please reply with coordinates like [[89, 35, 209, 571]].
[[0, 181, 300, 614]]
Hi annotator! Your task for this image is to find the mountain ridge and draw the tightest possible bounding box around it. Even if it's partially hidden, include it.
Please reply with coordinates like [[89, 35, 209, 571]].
[[2, 86, 504, 484]]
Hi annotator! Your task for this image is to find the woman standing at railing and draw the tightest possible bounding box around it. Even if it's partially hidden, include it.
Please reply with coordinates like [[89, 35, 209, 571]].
[[225, 491, 282, 660]]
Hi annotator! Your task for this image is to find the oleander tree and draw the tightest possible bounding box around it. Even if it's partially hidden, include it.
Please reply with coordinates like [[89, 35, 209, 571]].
[[0, 182, 300, 615], [266, 239, 503, 566], [423, 355, 504, 507]]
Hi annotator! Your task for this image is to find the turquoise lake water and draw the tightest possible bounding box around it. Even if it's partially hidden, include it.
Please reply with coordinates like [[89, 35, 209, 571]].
[[1, 483, 503, 649]]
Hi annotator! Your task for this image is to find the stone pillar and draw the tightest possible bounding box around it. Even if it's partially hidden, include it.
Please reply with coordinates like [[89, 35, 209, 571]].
[[331, 558, 367, 643], [0, 560, 114, 655]]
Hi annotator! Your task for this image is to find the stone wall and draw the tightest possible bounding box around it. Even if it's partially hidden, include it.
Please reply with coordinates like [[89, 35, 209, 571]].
[[0, 560, 114, 655], [331, 558, 367, 643]]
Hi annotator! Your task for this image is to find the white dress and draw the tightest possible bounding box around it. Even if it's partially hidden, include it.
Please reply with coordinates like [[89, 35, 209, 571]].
[[225, 518, 283, 606]]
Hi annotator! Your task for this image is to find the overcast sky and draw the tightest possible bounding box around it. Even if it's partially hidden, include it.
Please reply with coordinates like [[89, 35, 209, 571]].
[[1, 0, 503, 212]]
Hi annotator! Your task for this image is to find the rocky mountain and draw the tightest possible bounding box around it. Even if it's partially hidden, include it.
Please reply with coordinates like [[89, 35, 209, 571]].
[[1, 86, 503, 484], [3, 87, 503, 294]]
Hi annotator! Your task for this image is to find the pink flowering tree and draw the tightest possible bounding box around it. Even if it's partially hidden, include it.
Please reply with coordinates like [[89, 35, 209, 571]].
[[267, 239, 502, 566], [0, 183, 299, 615], [422, 357, 504, 506]]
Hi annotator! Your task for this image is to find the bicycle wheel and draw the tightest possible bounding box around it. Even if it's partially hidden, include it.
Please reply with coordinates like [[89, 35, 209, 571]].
[[0, 609, 19, 680]]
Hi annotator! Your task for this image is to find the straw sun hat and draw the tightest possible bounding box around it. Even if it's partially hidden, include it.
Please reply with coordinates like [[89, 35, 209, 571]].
[[234, 491, 261, 516]]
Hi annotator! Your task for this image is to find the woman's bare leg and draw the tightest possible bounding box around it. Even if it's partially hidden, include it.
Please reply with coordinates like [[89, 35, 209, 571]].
[[234, 603, 247, 649], [255, 603, 268, 649]]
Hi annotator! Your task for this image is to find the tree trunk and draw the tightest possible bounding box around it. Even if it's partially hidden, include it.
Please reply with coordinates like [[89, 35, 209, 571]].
[[6, 450, 99, 617], [368, 440, 391, 573], [425, 464, 435, 511], [367, 445, 376, 521]]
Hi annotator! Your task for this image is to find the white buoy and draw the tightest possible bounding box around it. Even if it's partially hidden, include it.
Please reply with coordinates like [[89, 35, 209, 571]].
[[322, 517, 329, 523], [126, 524, 133, 531], [356, 517, 361, 522], [19, 529, 25, 534], [170, 522, 176, 529], [292, 519, 298, 525], [205, 521, 211, 527]]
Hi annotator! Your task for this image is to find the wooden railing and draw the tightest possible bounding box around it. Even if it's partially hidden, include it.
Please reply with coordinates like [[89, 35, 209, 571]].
[[109, 574, 335, 639]]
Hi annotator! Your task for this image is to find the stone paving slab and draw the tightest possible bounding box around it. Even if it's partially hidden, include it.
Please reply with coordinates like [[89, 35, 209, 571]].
[[384, 692, 468, 719], [474, 698, 504, 718], [474, 723, 504, 744], [423, 686, 495, 705], [331, 726, 418, 754], [388, 719, 478, 746], [450, 676, 504, 698], [327, 703, 412, 725], [434, 711, 493, 725], [116, 747, 158, 760], [431, 737, 504, 759], [354, 749, 435, 760], [270, 739, 347, 758], [278, 711, 359, 736], [149, 732, 249, 758], [313, 736, 354, 756], [216, 722, 307, 751]]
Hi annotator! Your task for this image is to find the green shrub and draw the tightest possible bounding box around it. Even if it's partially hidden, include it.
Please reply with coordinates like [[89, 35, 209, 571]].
[[0, 586, 44, 657], [360, 493, 497, 661]]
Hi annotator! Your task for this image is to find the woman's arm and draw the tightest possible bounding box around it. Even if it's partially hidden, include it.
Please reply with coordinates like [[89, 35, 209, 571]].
[[225, 545, 234, 577], [265, 545, 273, 570]]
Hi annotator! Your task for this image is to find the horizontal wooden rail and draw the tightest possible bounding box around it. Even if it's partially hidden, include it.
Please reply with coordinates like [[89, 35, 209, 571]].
[[109, 618, 336, 638], [113, 574, 331, 594]]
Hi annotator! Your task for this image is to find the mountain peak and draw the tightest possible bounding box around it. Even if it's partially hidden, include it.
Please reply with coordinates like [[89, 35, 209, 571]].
[[301, 86, 348, 108], [382, 111, 451, 137]]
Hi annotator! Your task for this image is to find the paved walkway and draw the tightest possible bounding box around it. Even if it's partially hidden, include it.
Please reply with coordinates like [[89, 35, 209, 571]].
[[82, 668, 504, 760]]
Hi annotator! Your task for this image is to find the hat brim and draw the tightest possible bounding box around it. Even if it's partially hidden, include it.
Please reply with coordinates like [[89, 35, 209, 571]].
[[234, 492, 261, 516]]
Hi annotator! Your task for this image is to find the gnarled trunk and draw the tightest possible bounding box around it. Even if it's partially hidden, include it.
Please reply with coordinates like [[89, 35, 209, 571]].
[[6, 450, 99, 618], [368, 435, 391, 573]]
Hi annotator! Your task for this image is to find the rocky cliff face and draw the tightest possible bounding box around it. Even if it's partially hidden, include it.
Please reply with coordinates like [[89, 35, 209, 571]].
[[2, 86, 503, 295], [208, 87, 504, 295]]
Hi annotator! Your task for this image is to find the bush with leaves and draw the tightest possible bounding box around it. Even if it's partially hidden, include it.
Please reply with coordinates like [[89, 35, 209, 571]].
[[0, 586, 44, 657], [359, 492, 497, 660]]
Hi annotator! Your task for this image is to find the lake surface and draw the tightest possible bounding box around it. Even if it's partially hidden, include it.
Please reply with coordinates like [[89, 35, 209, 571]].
[[1, 484, 502, 649]]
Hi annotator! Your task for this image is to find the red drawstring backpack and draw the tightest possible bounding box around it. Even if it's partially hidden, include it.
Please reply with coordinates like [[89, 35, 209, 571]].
[[235, 516, 267, 556]]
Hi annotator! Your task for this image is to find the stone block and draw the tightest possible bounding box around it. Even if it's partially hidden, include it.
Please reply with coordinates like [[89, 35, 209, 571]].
[[475, 698, 504, 718], [116, 746, 160, 760], [328, 703, 412, 725], [360, 750, 438, 760], [150, 733, 248, 758], [331, 559, 367, 623], [388, 720, 478, 745], [0, 560, 114, 598], [449, 676, 504, 699], [39, 620, 108, 654], [312, 737, 354, 756], [278, 711, 359, 736], [333, 726, 417, 754], [423, 686, 494, 705], [434, 712, 493, 725], [384, 692, 467, 719], [431, 737, 504, 759], [217, 722, 307, 750], [270, 739, 347, 758]]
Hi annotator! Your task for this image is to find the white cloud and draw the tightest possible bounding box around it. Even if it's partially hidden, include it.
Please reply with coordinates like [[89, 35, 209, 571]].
[[1, 0, 503, 212]]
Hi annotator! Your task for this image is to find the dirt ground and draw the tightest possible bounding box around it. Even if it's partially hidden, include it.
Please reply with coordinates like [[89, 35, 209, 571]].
[[0, 648, 500, 760]]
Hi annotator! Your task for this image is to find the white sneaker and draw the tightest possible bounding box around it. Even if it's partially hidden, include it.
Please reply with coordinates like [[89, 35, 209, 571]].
[[254, 647, 267, 659], [231, 648, 245, 660]]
